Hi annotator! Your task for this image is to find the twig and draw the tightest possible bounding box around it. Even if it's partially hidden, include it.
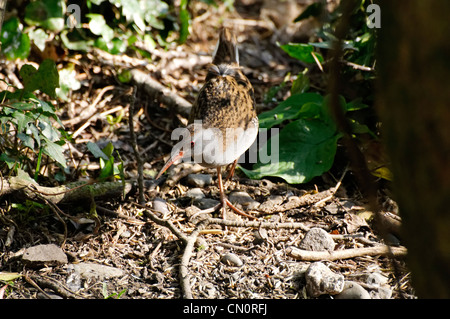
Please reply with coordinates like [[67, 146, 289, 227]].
[[29, 274, 82, 299], [179, 222, 207, 299], [133, 203, 188, 244], [287, 245, 407, 262], [313, 165, 349, 207], [202, 217, 310, 232], [128, 85, 145, 204]]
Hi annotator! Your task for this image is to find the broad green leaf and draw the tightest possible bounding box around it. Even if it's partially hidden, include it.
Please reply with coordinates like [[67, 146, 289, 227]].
[[241, 118, 342, 184], [38, 120, 61, 142], [0, 153, 17, 169], [280, 43, 324, 64], [12, 111, 34, 133], [56, 65, 81, 101], [87, 14, 114, 42], [87, 141, 110, 161], [99, 157, 115, 179], [19, 59, 59, 98], [291, 69, 310, 95], [17, 132, 35, 149], [0, 17, 31, 60], [42, 137, 66, 167], [102, 142, 114, 157], [258, 92, 323, 129], [28, 28, 49, 52], [24, 0, 66, 32]]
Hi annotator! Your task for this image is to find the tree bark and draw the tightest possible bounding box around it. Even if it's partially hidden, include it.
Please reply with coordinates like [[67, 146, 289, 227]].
[[376, 0, 450, 298]]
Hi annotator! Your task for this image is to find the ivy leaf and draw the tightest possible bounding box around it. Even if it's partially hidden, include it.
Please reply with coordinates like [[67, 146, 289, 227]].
[[280, 43, 324, 64], [19, 59, 60, 98], [24, 0, 66, 32], [0, 17, 31, 60], [42, 136, 67, 168]]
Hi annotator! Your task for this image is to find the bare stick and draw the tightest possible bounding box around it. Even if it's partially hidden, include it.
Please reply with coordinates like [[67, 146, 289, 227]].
[[203, 217, 310, 232], [128, 85, 145, 204], [287, 245, 407, 262]]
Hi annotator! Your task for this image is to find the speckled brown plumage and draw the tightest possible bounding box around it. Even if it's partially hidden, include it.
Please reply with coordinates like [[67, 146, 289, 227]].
[[157, 27, 259, 220], [188, 28, 257, 139]]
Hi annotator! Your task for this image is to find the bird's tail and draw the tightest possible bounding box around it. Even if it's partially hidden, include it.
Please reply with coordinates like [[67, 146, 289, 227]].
[[211, 27, 239, 66]]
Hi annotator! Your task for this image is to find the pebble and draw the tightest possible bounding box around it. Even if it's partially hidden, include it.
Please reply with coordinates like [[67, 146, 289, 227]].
[[22, 244, 68, 268], [152, 197, 170, 216], [228, 191, 260, 210], [70, 262, 125, 280], [186, 174, 213, 188], [220, 253, 243, 267], [258, 195, 284, 213], [299, 227, 335, 252], [184, 188, 205, 200], [335, 281, 371, 299], [305, 262, 344, 297], [195, 198, 220, 210]]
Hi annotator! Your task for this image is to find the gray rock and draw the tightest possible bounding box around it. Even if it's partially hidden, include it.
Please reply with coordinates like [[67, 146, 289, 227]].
[[258, 195, 284, 213], [305, 262, 344, 297], [195, 198, 220, 210], [152, 197, 170, 216], [365, 272, 389, 287], [221, 253, 243, 267], [370, 285, 393, 299], [186, 174, 213, 188], [335, 281, 371, 299], [299, 227, 335, 252], [184, 188, 205, 200], [22, 244, 68, 267], [228, 191, 260, 210], [71, 262, 125, 280]]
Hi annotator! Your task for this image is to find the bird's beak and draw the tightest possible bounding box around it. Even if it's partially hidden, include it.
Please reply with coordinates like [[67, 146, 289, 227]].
[[155, 150, 184, 179]]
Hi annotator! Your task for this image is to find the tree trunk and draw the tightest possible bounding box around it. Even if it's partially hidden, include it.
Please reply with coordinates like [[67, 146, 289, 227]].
[[376, 0, 450, 298]]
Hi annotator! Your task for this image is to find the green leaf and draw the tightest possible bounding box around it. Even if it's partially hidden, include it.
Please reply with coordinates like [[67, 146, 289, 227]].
[[11, 111, 34, 133], [102, 142, 114, 157], [87, 14, 114, 42], [258, 92, 323, 129], [291, 69, 310, 95], [19, 59, 60, 98], [99, 157, 115, 179], [24, 0, 66, 32], [0, 17, 31, 60], [280, 43, 324, 64], [28, 28, 50, 52], [241, 118, 342, 184], [42, 136, 67, 167], [179, 0, 190, 44], [0, 153, 17, 169], [87, 141, 110, 161], [17, 132, 35, 149], [56, 64, 81, 101]]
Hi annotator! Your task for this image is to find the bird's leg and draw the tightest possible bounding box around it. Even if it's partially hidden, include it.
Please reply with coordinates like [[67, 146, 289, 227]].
[[217, 166, 257, 220], [225, 159, 238, 183], [216, 166, 228, 219]]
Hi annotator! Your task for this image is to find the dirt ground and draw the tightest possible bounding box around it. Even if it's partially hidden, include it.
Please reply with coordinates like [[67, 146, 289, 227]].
[[0, 1, 415, 299]]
